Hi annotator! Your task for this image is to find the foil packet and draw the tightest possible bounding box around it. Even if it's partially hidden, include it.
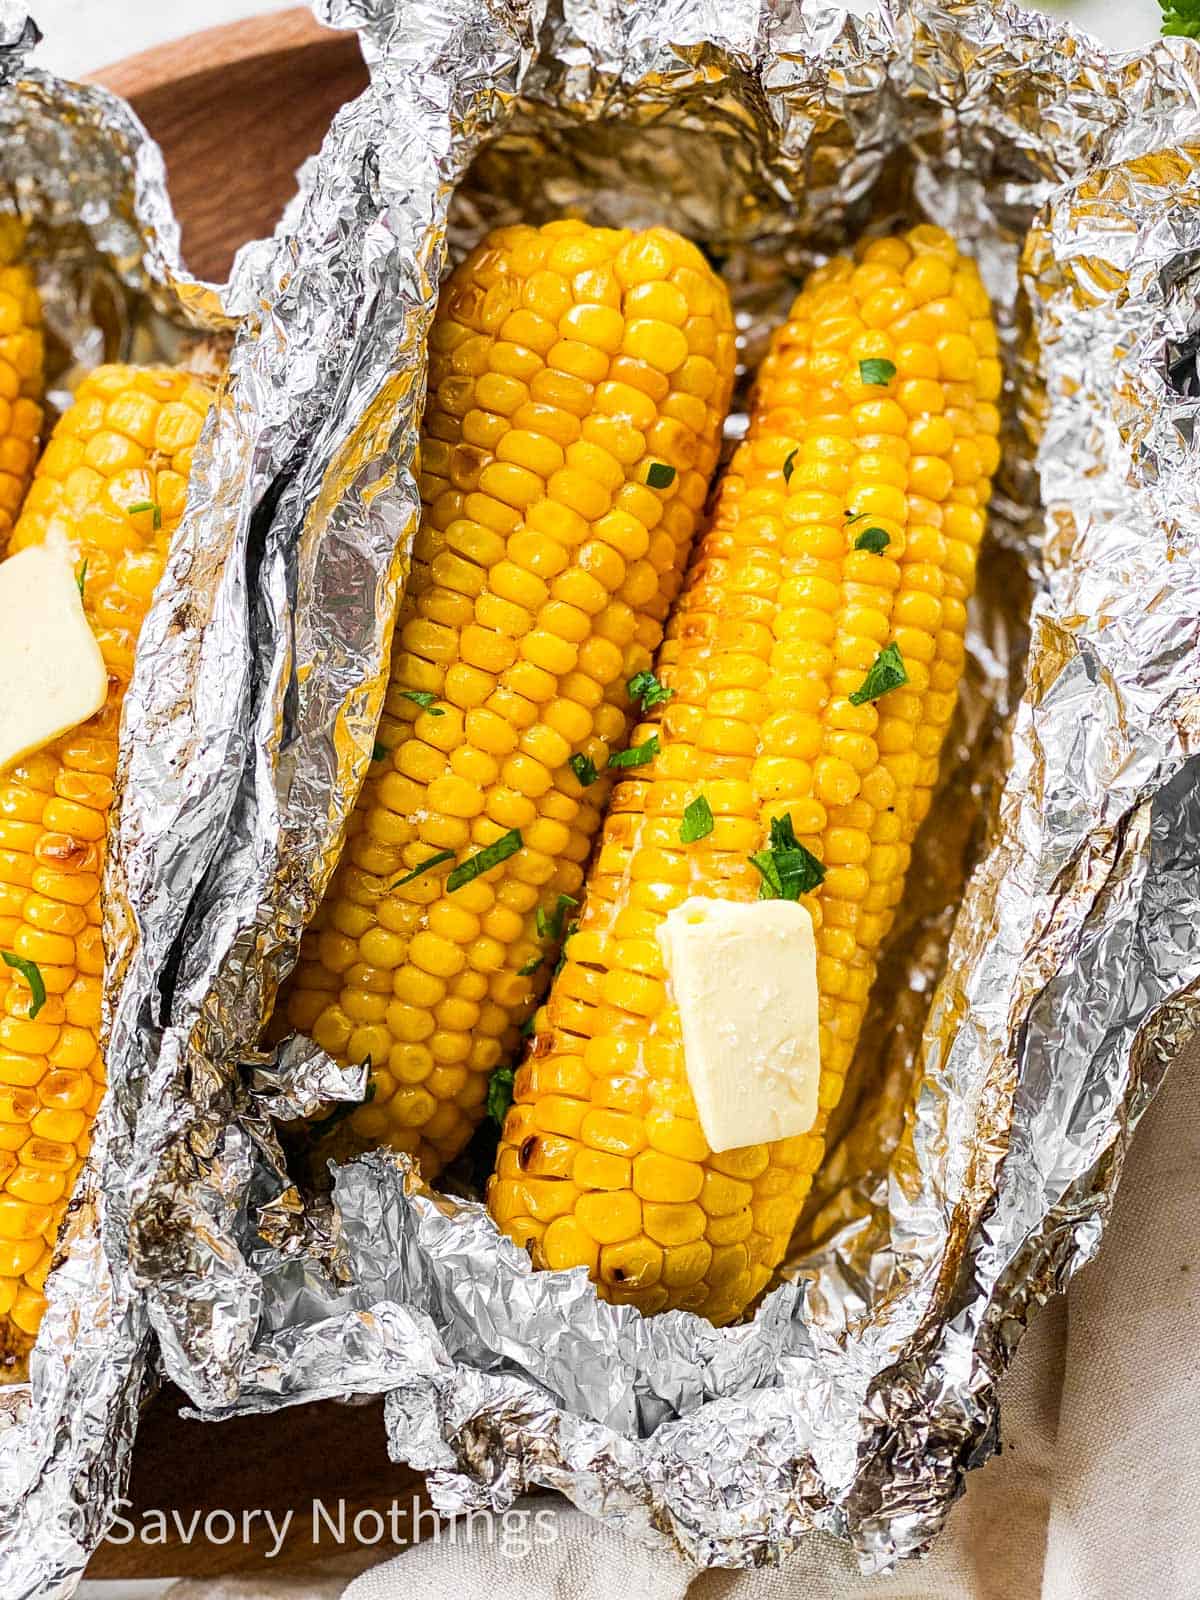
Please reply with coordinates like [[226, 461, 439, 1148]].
[[7, 0, 1200, 1591]]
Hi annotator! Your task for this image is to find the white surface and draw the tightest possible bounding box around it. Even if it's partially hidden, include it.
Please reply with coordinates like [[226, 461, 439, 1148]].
[[21, 0, 1165, 79], [27, 0, 296, 78]]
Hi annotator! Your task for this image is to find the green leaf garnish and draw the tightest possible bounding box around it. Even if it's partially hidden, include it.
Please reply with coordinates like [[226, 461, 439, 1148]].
[[76, 559, 88, 600], [372, 740, 390, 761], [849, 641, 908, 706], [569, 752, 598, 787], [400, 690, 444, 716], [782, 448, 797, 485], [845, 509, 870, 524], [2, 952, 46, 1019], [392, 849, 455, 888], [487, 1064, 516, 1126], [858, 358, 897, 386], [627, 670, 673, 711], [854, 526, 890, 554], [646, 462, 676, 489], [536, 893, 578, 944], [447, 829, 523, 891], [749, 814, 826, 902], [608, 734, 659, 770], [1161, 0, 1200, 36], [553, 920, 580, 977], [520, 1013, 537, 1040], [679, 794, 714, 844], [126, 500, 163, 530], [517, 956, 543, 976]]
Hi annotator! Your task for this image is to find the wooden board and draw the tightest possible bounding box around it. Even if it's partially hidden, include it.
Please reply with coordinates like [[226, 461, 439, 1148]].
[[83, 14, 425, 1583], [91, 10, 369, 284]]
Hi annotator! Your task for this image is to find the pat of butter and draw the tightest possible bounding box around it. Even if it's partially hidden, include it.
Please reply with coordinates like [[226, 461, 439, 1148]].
[[656, 896, 820, 1154], [0, 539, 107, 775]]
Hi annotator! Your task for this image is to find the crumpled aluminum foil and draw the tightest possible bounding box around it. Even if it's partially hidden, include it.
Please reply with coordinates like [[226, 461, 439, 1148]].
[[8, 0, 1200, 1591]]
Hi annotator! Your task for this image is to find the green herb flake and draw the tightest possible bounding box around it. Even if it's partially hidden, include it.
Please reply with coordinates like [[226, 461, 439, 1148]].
[[627, 670, 673, 711], [520, 1013, 537, 1040], [76, 559, 88, 600], [392, 849, 456, 888], [608, 734, 659, 770], [679, 794, 714, 844], [126, 499, 163, 531], [782, 448, 797, 485], [845, 509, 870, 525], [447, 828, 523, 891], [553, 920, 580, 977], [749, 813, 826, 903], [848, 641, 908, 706], [646, 461, 677, 489], [2, 952, 46, 1019], [535, 892, 578, 944], [487, 1064, 516, 1127], [854, 526, 890, 554], [400, 689, 444, 716], [372, 740, 390, 762], [569, 752, 598, 787], [858, 357, 897, 387], [1161, 1, 1200, 37], [517, 956, 543, 977]]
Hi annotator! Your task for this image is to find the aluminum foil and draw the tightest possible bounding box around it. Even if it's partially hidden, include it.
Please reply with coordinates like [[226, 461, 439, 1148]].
[[9, 0, 1200, 1590]]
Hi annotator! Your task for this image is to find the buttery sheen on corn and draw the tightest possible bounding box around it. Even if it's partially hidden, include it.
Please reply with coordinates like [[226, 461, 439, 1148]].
[[281, 220, 735, 1179], [488, 225, 999, 1324], [0, 365, 213, 1373], [0, 216, 45, 550]]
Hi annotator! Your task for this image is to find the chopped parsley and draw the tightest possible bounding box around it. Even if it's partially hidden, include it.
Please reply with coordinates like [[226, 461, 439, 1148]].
[[2, 952, 45, 1020], [76, 559, 88, 600], [487, 1064, 515, 1126], [749, 814, 826, 902], [1161, 1, 1200, 36], [400, 690, 444, 716], [126, 499, 162, 530], [849, 641, 908, 706], [553, 920, 580, 977], [679, 794, 714, 843], [627, 670, 673, 711], [536, 893, 578, 944], [854, 526, 890, 554], [782, 448, 797, 485], [392, 849, 455, 888], [858, 357, 897, 387], [519, 1012, 537, 1040], [517, 956, 543, 976], [608, 734, 659, 770], [646, 462, 676, 489], [569, 752, 598, 787], [447, 828, 523, 890], [845, 509, 871, 525], [372, 740, 390, 762]]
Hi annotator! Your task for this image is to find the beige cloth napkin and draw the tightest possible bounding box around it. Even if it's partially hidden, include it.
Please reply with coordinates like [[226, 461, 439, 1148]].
[[165, 1039, 1200, 1600]]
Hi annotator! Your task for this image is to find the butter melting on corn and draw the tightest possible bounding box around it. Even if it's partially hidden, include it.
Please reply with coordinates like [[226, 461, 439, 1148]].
[[656, 897, 821, 1155]]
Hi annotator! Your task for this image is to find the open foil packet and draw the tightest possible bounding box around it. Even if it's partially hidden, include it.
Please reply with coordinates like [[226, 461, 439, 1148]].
[[5, 0, 1200, 1591]]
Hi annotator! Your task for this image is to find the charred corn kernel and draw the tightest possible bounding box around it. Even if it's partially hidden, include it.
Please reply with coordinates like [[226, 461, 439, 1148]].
[[0, 219, 44, 550], [489, 226, 995, 1323], [0, 364, 214, 1373], [279, 221, 734, 1179]]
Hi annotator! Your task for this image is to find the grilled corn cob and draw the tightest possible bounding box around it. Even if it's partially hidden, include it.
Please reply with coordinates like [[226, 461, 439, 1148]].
[[0, 216, 45, 550], [280, 220, 735, 1178], [488, 224, 1000, 1323], [0, 365, 213, 1372]]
